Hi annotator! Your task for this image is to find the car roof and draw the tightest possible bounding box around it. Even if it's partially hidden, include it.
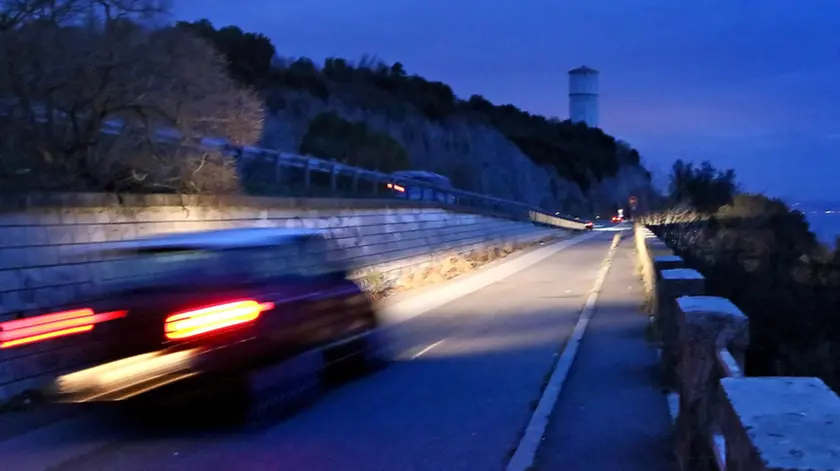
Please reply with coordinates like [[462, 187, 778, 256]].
[[98, 227, 327, 252]]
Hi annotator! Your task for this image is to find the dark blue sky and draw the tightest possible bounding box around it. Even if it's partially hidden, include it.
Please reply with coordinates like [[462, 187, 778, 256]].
[[174, 0, 839, 201]]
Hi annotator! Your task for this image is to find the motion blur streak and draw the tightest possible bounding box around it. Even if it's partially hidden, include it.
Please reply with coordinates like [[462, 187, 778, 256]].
[[164, 300, 273, 339], [0, 309, 127, 348], [56, 349, 201, 401]]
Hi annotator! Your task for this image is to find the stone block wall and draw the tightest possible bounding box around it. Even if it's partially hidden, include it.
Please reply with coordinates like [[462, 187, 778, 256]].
[[634, 223, 840, 471], [0, 193, 572, 402]]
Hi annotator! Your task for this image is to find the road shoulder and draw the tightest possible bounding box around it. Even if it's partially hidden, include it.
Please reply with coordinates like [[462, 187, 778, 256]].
[[533, 237, 676, 471]]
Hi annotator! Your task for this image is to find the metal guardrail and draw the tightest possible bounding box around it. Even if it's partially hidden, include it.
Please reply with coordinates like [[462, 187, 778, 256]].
[[6, 110, 586, 229], [224, 145, 586, 230]]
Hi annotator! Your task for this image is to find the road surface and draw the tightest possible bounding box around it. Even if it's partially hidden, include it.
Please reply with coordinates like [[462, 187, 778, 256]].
[[6, 232, 619, 471], [534, 232, 675, 470]]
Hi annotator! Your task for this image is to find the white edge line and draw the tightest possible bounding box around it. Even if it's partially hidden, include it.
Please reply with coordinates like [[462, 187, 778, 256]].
[[506, 234, 621, 471]]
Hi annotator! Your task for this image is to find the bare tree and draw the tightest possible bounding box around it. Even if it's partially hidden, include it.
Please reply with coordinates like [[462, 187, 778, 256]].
[[0, 0, 264, 193]]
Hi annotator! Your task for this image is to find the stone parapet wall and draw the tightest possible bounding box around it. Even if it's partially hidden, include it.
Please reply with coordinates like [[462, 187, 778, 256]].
[[634, 223, 840, 471]]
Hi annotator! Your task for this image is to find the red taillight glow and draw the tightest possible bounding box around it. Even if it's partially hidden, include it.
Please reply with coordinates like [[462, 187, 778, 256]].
[[386, 183, 406, 192], [164, 300, 273, 340], [0, 309, 127, 349]]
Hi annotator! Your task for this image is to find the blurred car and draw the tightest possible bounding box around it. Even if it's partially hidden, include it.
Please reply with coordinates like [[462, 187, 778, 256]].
[[611, 215, 624, 223], [387, 170, 457, 205], [0, 228, 381, 407], [584, 221, 594, 230]]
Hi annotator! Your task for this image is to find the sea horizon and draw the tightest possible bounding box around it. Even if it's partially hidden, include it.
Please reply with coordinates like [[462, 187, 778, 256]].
[[788, 200, 840, 248]]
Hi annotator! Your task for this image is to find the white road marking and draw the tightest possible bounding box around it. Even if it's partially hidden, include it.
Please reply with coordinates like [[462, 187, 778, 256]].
[[506, 233, 622, 471], [411, 340, 445, 359]]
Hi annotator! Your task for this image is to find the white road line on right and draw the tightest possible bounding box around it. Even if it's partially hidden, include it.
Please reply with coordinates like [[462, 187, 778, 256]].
[[506, 233, 622, 471]]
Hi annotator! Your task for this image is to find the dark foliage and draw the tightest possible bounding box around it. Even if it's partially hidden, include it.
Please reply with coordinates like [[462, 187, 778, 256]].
[[668, 159, 738, 212], [176, 19, 276, 87], [177, 19, 647, 191], [299, 112, 410, 173], [647, 164, 840, 390]]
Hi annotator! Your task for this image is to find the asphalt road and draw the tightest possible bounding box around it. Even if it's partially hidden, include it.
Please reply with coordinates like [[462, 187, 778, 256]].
[[7, 232, 618, 471], [534, 235, 676, 470]]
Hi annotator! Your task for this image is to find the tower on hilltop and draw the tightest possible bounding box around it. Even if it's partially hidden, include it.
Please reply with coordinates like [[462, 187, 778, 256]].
[[568, 66, 599, 128]]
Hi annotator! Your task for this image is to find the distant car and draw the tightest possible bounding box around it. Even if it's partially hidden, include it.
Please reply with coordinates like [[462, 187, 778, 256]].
[[611, 215, 624, 223], [0, 228, 381, 409], [585, 221, 594, 230], [387, 170, 457, 205]]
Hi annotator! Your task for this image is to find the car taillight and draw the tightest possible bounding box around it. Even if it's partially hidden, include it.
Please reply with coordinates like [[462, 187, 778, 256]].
[[386, 183, 406, 192], [164, 300, 274, 340], [0, 309, 127, 349]]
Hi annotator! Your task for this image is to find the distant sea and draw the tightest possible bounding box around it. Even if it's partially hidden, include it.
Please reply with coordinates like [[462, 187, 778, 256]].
[[789, 202, 840, 247]]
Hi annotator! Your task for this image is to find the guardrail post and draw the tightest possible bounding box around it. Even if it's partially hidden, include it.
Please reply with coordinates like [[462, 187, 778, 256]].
[[304, 160, 312, 194], [659, 269, 705, 388], [232, 146, 245, 177], [272, 152, 282, 185], [675, 296, 748, 471], [330, 164, 338, 194], [721, 377, 840, 471], [352, 170, 360, 195]]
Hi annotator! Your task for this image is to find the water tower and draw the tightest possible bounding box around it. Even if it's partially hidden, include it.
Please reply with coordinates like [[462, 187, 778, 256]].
[[568, 66, 599, 128]]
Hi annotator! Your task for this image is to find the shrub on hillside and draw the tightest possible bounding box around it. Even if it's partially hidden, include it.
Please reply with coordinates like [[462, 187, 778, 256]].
[[299, 112, 411, 173], [668, 159, 738, 212], [0, 1, 263, 194]]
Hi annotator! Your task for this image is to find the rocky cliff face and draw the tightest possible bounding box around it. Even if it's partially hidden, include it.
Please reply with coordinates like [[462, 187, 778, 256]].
[[259, 89, 653, 215]]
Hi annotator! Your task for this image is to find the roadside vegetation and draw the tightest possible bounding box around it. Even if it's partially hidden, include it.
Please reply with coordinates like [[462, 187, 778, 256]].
[[0, 0, 264, 194], [299, 112, 411, 173], [0, 6, 646, 196], [643, 159, 840, 389], [176, 19, 645, 191]]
